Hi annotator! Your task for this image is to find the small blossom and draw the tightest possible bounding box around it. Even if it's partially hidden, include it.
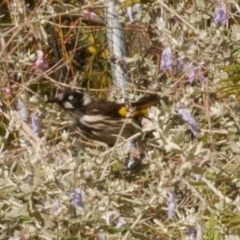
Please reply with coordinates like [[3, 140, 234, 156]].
[[82, 9, 98, 20], [178, 108, 198, 136], [83, 171, 92, 180], [214, 4, 227, 25], [81, 10, 104, 24], [5, 87, 11, 95], [160, 47, 173, 72], [186, 63, 206, 84], [32, 50, 49, 70], [64, 36, 72, 44], [70, 187, 85, 209]]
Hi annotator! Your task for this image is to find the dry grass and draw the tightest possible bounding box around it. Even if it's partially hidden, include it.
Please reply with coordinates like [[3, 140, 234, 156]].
[[0, 0, 240, 239]]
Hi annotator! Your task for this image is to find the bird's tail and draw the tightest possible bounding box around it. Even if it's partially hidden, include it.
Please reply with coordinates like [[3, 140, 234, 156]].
[[131, 94, 159, 117]]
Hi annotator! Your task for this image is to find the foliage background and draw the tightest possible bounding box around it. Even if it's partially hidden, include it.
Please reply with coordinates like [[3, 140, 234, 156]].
[[0, 0, 240, 239]]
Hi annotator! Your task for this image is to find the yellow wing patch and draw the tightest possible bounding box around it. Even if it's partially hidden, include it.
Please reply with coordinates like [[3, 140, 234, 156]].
[[118, 106, 148, 117], [118, 107, 128, 117], [118, 94, 158, 118]]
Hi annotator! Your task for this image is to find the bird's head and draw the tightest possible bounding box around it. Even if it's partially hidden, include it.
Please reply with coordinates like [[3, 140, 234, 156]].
[[46, 91, 92, 109]]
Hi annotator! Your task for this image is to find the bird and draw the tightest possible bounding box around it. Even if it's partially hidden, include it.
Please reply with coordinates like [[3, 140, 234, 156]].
[[46, 90, 159, 146]]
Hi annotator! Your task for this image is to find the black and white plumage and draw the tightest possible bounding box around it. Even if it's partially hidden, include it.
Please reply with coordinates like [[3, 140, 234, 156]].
[[46, 91, 159, 146]]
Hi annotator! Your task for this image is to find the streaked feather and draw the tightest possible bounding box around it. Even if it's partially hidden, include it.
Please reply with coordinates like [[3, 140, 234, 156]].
[[46, 91, 159, 146]]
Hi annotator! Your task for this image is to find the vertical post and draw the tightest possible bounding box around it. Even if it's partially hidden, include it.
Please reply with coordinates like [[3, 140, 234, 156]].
[[104, 0, 128, 97], [104, 1, 139, 169]]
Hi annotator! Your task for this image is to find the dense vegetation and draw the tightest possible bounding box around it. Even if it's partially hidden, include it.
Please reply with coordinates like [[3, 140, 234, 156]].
[[0, 0, 240, 239]]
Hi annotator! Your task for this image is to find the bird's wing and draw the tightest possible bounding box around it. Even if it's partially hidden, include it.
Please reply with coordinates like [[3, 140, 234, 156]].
[[82, 100, 127, 118], [81, 94, 159, 118]]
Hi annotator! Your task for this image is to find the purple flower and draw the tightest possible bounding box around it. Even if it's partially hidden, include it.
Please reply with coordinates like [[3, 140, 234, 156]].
[[187, 63, 206, 85], [178, 108, 198, 136], [70, 187, 85, 209], [160, 47, 173, 72], [214, 4, 227, 25]]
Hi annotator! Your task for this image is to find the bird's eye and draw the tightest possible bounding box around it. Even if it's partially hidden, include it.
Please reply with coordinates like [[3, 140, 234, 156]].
[[68, 95, 74, 100]]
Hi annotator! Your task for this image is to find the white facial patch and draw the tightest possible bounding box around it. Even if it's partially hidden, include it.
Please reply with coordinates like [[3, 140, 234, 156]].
[[63, 101, 75, 109], [82, 93, 92, 106]]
